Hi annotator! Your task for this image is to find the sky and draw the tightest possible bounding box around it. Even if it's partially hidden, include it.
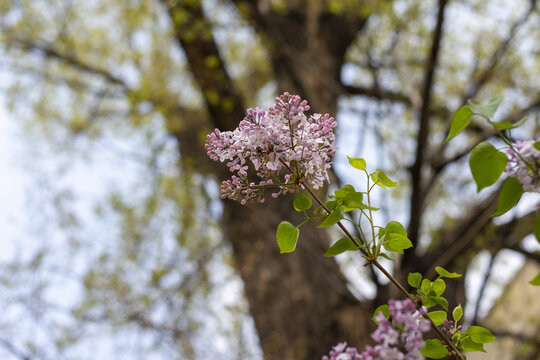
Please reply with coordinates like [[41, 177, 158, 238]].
[[0, 98, 25, 261]]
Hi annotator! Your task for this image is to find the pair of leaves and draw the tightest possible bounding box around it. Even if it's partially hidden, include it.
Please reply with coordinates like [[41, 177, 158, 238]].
[[333, 184, 367, 210], [461, 326, 496, 353], [381, 221, 412, 254], [372, 169, 397, 188], [420, 278, 448, 310], [446, 96, 515, 142], [421, 323, 495, 358], [348, 157, 398, 188], [409, 266, 462, 288], [426, 304, 462, 327]]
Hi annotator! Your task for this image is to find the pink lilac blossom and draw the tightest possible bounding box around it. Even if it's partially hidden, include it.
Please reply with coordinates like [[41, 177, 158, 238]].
[[505, 140, 540, 192], [322, 342, 361, 360], [205, 92, 337, 203], [323, 299, 430, 360]]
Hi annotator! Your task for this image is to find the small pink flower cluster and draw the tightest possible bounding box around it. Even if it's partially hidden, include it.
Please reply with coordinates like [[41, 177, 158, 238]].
[[363, 299, 430, 360], [505, 140, 540, 192], [205, 92, 337, 204], [323, 299, 430, 360], [322, 342, 361, 360]]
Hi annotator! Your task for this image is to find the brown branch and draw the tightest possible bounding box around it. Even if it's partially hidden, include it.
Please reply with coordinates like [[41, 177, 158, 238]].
[[342, 84, 413, 105], [489, 329, 540, 347], [407, 0, 448, 251], [430, 3, 537, 176], [164, 0, 245, 131], [471, 252, 497, 325], [425, 199, 536, 280], [424, 190, 499, 280], [12, 39, 128, 89], [505, 244, 540, 263], [0, 338, 32, 360], [461, 3, 535, 102], [425, 95, 540, 197]]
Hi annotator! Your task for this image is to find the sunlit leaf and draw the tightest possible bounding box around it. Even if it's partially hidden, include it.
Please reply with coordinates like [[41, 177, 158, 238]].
[[323, 237, 358, 257], [276, 221, 299, 253], [445, 106, 473, 141], [420, 339, 448, 358], [491, 177, 523, 216], [469, 142, 507, 192], [293, 193, 312, 211], [468, 96, 503, 118]]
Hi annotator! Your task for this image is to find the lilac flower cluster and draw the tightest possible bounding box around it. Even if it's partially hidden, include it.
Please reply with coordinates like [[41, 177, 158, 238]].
[[205, 92, 337, 204], [505, 140, 540, 192], [322, 342, 361, 360], [323, 299, 430, 360]]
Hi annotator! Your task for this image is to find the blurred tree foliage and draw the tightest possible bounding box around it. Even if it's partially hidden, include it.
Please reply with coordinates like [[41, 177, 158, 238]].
[[0, 0, 540, 359]]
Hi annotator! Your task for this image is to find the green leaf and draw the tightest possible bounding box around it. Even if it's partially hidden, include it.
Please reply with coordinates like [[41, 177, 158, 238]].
[[318, 207, 344, 228], [385, 221, 407, 237], [468, 96, 503, 118], [491, 177, 523, 216], [432, 278, 446, 296], [422, 297, 436, 308], [467, 326, 496, 343], [370, 172, 380, 187], [372, 304, 390, 324], [324, 237, 358, 257], [408, 272, 422, 288], [469, 142, 507, 192], [446, 106, 473, 142], [435, 266, 462, 278], [534, 213, 540, 244], [383, 233, 413, 254], [276, 221, 299, 254], [293, 193, 312, 212], [420, 339, 449, 359], [375, 169, 397, 187], [377, 252, 393, 261], [433, 296, 449, 311], [491, 116, 527, 129], [529, 271, 540, 286], [325, 200, 338, 211], [427, 311, 447, 326], [421, 279, 432, 294], [347, 156, 366, 170], [343, 192, 364, 209], [534, 141, 540, 151], [461, 338, 486, 352], [453, 304, 463, 323], [334, 184, 356, 200]]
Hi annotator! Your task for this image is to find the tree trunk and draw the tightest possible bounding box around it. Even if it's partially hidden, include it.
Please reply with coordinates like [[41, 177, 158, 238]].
[[166, 1, 376, 358], [224, 198, 373, 359]]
